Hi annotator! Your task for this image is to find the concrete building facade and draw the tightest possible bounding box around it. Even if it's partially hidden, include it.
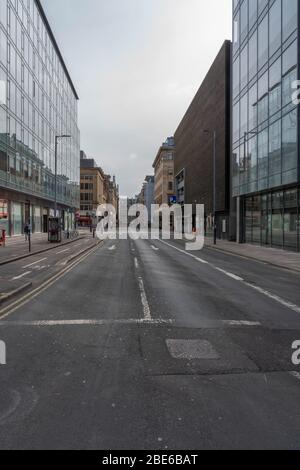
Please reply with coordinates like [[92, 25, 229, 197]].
[[80, 154, 105, 218], [174, 41, 231, 238]]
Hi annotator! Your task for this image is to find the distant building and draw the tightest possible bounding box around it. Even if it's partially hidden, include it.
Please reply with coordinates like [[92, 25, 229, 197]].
[[174, 41, 231, 238], [144, 175, 155, 222], [104, 174, 119, 212], [136, 175, 155, 224], [153, 138, 175, 206], [80, 154, 105, 225]]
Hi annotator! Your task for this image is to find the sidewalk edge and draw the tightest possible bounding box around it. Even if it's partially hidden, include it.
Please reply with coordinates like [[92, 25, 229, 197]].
[[0, 237, 86, 267], [0, 282, 33, 306], [205, 243, 300, 274]]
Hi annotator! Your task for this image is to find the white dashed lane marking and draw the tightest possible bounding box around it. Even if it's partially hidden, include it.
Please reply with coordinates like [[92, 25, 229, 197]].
[[12, 271, 31, 281], [157, 239, 300, 315]]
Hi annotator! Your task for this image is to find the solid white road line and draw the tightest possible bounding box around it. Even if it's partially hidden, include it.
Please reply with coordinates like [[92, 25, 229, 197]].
[[215, 267, 244, 281], [12, 271, 31, 280], [158, 239, 209, 264], [23, 257, 47, 269], [245, 282, 300, 315], [222, 320, 261, 326], [0, 318, 170, 327], [158, 239, 300, 315]]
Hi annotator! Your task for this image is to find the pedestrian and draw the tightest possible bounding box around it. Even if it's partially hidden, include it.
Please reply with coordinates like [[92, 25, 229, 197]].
[[24, 222, 30, 242]]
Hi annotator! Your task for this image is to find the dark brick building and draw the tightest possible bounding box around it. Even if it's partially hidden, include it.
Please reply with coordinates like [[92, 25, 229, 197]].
[[174, 40, 232, 238]]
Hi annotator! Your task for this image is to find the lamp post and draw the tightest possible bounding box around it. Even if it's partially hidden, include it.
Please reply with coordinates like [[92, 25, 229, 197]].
[[54, 135, 71, 218], [204, 129, 217, 245]]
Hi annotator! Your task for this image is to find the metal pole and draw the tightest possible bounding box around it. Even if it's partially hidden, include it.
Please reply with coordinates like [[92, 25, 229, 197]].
[[54, 136, 58, 218], [28, 228, 31, 253], [213, 130, 217, 245]]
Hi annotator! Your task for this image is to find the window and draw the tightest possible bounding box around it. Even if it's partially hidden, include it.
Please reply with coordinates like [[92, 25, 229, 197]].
[[282, 109, 297, 181], [257, 71, 268, 125], [233, 56, 240, 98], [240, 0, 248, 44], [240, 93, 248, 135], [248, 135, 258, 187], [257, 129, 268, 187], [248, 83, 257, 130], [248, 31, 257, 81], [240, 45, 248, 90], [269, 120, 281, 180], [282, 68, 297, 108], [269, 0, 281, 57], [233, 11, 240, 54], [249, 0, 257, 30], [269, 58, 281, 116], [282, 0, 297, 42], [258, 14, 268, 70]]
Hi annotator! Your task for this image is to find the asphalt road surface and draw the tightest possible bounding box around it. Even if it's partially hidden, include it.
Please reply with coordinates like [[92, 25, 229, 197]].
[[0, 237, 300, 450]]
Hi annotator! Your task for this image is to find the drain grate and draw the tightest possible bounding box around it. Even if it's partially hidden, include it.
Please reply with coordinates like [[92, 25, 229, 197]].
[[166, 339, 220, 360]]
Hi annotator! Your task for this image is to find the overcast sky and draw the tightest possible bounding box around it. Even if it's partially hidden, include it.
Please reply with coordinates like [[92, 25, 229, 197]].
[[41, 0, 232, 196]]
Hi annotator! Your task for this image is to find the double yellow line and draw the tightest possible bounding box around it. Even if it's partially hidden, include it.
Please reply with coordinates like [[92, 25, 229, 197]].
[[0, 243, 101, 321]]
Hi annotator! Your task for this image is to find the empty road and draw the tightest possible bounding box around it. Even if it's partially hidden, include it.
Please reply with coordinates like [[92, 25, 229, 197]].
[[0, 237, 300, 449]]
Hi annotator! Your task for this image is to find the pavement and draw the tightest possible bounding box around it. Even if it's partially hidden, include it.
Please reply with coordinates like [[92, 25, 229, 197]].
[[204, 236, 300, 273], [0, 236, 299, 449], [0, 231, 88, 265]]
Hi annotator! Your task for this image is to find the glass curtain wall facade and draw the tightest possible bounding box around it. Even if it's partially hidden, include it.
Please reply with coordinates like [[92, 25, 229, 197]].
[[232, 0, 300, 251], [0, 0, 80, 235]]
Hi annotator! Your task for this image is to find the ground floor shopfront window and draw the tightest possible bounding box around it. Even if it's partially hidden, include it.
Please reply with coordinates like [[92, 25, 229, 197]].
[[244, 188, 300, 251], [12, 202, 22, 236], [0, 199, 9, 233], [33, 206, 42, 233]]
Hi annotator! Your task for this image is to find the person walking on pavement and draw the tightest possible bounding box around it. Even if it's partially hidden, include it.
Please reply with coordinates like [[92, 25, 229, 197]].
[[24, 222, 30, 242]]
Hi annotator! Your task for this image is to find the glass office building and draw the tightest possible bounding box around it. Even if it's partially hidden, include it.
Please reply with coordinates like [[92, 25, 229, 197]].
[[232, 0, 300, 251], [0, 0, 80, 235]]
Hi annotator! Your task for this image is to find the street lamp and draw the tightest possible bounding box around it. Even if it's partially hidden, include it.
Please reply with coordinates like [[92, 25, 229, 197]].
[[54, 135, 71, 218], [204, 129, 217, 245]]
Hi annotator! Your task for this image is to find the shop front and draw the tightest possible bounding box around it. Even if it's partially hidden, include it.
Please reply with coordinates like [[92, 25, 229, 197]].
[[243, 187, 300, 252], [0, 199, 9, 233]]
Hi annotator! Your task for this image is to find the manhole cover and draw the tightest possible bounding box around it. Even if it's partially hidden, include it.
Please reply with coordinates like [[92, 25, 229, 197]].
[[166, 339, 220, 360]]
